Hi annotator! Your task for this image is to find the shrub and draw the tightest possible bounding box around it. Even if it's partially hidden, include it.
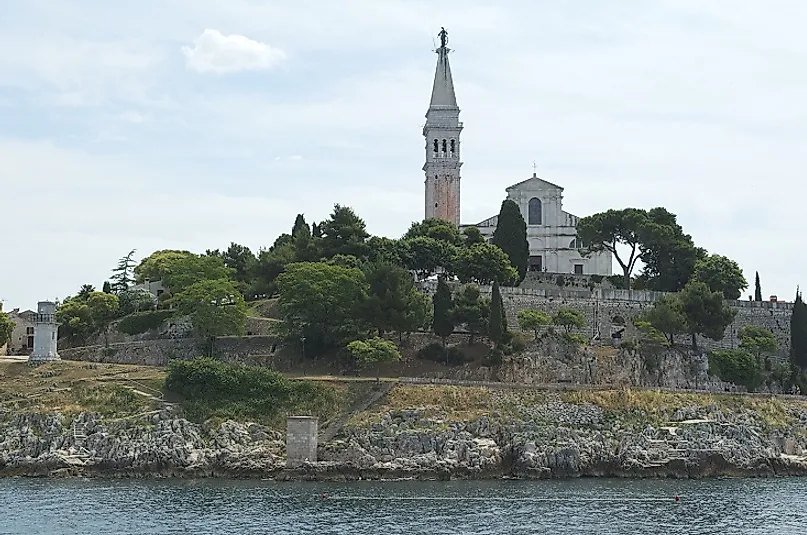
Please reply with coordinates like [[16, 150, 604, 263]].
[[483, 347, 503, 366], [562, 332, 589, 346], [445, 346, 470, 365], [590, 275, 604, 284], [503, 331, 529, 355], [417, 342, 446, 363], [165, 358, 337, 424], [708, 349, 763, 392], [555, 275, 566, 287], [117, 310, 173, 335]]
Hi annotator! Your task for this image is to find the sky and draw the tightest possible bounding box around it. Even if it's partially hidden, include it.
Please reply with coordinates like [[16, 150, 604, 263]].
[[1, 0, 806, 311]]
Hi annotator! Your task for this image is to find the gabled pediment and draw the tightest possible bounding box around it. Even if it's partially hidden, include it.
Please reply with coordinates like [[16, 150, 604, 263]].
[[506, 174, 564, 193]]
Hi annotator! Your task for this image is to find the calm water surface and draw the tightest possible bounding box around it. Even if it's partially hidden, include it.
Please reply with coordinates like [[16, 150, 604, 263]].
[[0, 478, 805, 534]]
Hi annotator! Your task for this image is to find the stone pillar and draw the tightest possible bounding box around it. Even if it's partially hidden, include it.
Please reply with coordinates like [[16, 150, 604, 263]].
[[29, 301, 60, 363], [286, 416, 318, 467]]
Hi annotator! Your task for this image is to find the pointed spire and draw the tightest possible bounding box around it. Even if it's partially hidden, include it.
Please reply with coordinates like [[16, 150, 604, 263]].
[[429, 29, 458, 108]]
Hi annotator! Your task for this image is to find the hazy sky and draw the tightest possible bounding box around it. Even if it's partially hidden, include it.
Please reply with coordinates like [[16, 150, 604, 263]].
[[2, 0, 805, 310]]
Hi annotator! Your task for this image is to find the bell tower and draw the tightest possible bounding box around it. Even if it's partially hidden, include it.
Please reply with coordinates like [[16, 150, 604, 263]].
[[423, 27, 462, 225]]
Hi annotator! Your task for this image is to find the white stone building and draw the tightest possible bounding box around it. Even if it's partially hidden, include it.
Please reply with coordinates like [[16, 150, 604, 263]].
[[423, 28, 612, 276], [461, 174, 613, 275], [2, 308, 36, 355]]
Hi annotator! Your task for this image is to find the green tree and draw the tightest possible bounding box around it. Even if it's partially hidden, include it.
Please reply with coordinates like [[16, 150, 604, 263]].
[[491, 200, 529, 285], [790, 289, 807, 371], [642, 295, 687, 345], [87, 292, 120, 347], [462, 226, 486, 246], [402, 236, 456, 280], [454, 243, 518, 285], [636, 208, 705, 292], [118, 287, 157, 315], [401, 291, 432, 340], [678, 281, 736, 351], [292, 213, 308, 237], [346, 337, 402, 381], [110, 249, 137, 293], [102, 281, 112, 294], [552, 307, 586, 334], [708, 349, 763, 391], [517, 309, 551, 341], [692, 254, 747, 300], [292, 219, 320, 263], [319, 204, 370, 259], [174, 279, 247, 356], [135, 250, 232, 293], [276, 262, 369, 355], [254, 241, 296, 296], [0, 309, 15, 349], [754, 271, 762, 301], [488, 281, 507, 346], [451, 285, 490, 343], [405, 217, 462, 245], [219, 243, 259, 293], [432, 276, 455, 346], [78, 284, 96, 298], [367, 236, 407, 265], [738, 325, 778, 363], [577, 208, 650, 290], [362, 262, 420, 337]]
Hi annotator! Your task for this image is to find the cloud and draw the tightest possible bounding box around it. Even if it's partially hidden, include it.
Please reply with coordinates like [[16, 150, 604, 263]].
[[181, 29, 286, 74]]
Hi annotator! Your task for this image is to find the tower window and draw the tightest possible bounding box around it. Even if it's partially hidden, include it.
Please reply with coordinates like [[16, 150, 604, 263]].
[[433, 139, 438, 153], [442, 139, 447, 153], [450, 139, 455, 155], [528, 198, 542, 225]]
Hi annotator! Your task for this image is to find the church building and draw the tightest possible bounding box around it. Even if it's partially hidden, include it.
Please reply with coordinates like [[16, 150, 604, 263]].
[[422, 29, 612, 276]]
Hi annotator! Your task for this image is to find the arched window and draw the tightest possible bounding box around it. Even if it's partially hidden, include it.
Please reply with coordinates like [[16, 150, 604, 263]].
[[433, 139, 438, 153], [528, 197, 542, 225], [442, 139, 447, 153], [450, 139, 456, 155]]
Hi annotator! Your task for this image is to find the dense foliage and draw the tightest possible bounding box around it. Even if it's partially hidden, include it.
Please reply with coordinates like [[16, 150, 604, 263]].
[[708, 349, 763, 391], [491, 200, 529, 285], [165, 358, 336, 424], [0, 308, 14, 348], [117, 310, 174, 336]]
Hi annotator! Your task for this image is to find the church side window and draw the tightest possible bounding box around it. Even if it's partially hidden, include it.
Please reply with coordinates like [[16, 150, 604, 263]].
[[528, 197, 542, 225], [442, 139, 447, 154]]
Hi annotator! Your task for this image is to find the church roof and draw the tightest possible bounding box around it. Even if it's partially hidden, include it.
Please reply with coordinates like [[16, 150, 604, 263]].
[[429, 46, 458, 108], [506, 173, 564, 192]]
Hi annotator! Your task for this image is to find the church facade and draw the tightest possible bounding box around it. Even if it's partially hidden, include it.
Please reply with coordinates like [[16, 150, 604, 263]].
[[423, 29, 612, 276]]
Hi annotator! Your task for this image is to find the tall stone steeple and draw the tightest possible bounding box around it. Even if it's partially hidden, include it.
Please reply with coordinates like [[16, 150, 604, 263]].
[[423, 27, 462, 225]]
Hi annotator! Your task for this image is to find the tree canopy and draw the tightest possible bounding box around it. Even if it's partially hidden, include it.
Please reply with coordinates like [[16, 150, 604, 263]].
[[491, 200, 529, 285], [691, 254, 747, 300], [174, 279, 247, 353], [0, 309, 14, 349], [678, 281, 736, 351]]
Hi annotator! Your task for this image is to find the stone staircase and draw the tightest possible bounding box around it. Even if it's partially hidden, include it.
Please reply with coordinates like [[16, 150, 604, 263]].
[[319, 381, 397, 444]]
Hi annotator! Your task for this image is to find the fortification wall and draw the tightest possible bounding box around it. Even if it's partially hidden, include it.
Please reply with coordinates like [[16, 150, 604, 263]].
[[418, 281, 793, 357], [60, 336, 280, 367]]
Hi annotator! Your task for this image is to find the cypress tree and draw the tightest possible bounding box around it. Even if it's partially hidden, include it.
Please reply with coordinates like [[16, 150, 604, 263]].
[[102, 281, 112, 294], [790, 288, 807, 371], [292, 214, 307, 236], [754, 272, 762, 301], [491, 200, 529, 286], [489, 280, 506, 346], [432, 276, 454, 347]]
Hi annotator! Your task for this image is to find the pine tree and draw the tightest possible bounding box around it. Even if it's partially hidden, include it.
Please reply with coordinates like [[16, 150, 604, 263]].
[[102, 281, 112, 294], [312, 222, 322, 238], [790, 288, 807, 371], [110, 250, 137, 293], [491, 200, 529, 285], [432, 276, 454, 346], [489, 280, 506, 346], [292, 214, 307, 237], [754, 272, 762, 301]]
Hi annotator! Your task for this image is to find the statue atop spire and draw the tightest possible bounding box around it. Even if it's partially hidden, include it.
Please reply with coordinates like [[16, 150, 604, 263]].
[[439, 27, 448, 48]]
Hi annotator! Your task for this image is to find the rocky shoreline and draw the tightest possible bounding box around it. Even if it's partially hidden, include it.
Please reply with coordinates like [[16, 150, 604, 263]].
[[2, 395, 806, 480]]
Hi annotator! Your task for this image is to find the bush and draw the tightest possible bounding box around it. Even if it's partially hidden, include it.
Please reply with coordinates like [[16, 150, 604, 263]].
[[562, 332, 589, 346], [708, 350, 763, 392], [503, 331, 529, 355], [483, 347, 503, 366], [555, 275, 566, 287], [417, 342, 446, 362], [165, 358, 337, 424], [117, 310, 174, 335], [590, 275, 604, 284], [445, 346, 470, 365]]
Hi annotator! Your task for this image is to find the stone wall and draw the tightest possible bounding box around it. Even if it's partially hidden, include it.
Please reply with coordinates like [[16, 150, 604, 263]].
[[286, 416, 318, 467], [60, 336, 280, 367], [418, 281, 793, 357]]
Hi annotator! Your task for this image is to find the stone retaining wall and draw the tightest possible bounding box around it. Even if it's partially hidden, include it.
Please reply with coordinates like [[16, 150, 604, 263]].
[[60, 336, 280, 367]]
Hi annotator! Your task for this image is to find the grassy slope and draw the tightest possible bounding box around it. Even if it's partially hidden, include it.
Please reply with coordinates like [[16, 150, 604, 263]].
[[2, 360, 806, 435]]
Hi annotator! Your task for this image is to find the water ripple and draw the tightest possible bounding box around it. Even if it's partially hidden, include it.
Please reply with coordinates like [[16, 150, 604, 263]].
[[0, 478, 805, 535]]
